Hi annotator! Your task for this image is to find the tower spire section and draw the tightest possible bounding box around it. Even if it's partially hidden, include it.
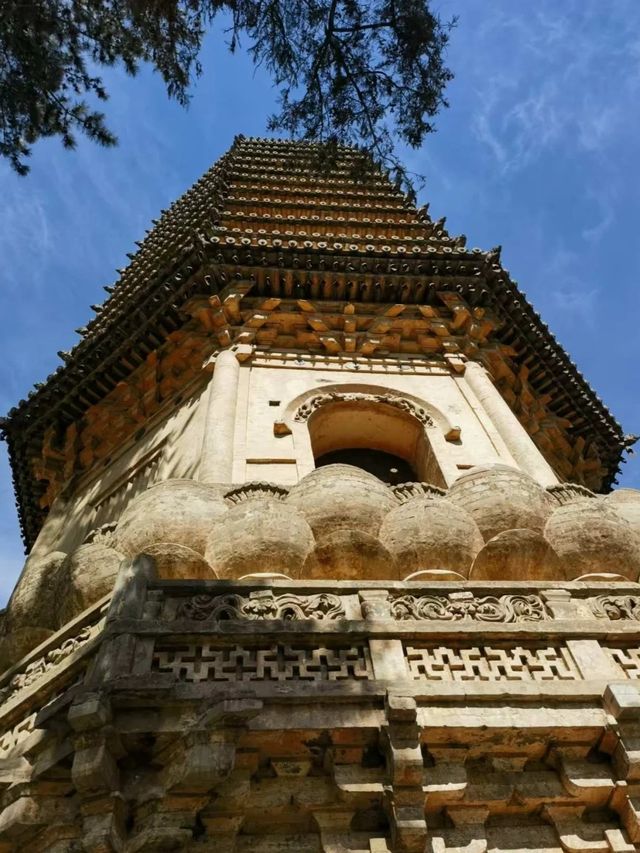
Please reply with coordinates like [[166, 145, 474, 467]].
[[0, 138, 638, 852]]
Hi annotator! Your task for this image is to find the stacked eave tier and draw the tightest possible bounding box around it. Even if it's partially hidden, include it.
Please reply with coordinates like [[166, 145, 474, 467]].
[[0, 136, 627, 548]]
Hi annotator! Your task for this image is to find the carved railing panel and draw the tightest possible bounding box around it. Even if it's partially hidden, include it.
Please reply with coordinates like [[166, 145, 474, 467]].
[[176, 590, 345, 621], [605, 647, 640, 679], [590, 595, 640, 621], [391, 592, 549, 623], [293, 391, 435, 426], [405, 644, 580, 682], [152, 642, 373, 682], [0, 602, 107, 714], [0, 711, 37, 760]]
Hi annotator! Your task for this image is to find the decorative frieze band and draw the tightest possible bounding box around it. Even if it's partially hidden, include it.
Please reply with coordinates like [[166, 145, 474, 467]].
[[293, 391, 435, 425], [0, 619, 102, 709], [391, 592, 549, 623], [166, 588, 640, 624], [590, 596, 640, 621], [177, 591, 345, 621]]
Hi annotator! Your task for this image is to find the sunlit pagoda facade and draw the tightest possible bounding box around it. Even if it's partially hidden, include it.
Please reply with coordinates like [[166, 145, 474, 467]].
[[2, 135, 640, 851]]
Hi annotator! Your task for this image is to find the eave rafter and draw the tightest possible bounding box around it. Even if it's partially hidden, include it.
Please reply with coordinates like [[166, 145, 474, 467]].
[[182, 286, 502, 361]]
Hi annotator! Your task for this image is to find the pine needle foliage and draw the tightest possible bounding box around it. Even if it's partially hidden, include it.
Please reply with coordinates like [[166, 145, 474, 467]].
[[1, 0, 455, 193]]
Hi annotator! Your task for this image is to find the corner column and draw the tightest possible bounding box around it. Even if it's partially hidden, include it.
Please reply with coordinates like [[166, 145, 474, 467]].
[[199, 347, 248, 485], [464, 360, 559, 487]]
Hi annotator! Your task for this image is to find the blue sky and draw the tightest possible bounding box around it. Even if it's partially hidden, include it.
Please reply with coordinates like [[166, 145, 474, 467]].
[[1, 0, 639, 604]]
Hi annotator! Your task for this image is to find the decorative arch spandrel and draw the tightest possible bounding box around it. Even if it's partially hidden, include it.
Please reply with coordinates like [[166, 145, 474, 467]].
[[278, 383, 461, 486]]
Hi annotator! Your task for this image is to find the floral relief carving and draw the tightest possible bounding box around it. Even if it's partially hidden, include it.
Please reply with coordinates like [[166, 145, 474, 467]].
[[178, 590, 345, 621], [294, 392, 435, 426], [83, 521, 118, 546], [391, 592, 549, 623], [0, 712, 37, 758], [392, 482, 446, 503], [224, 482, 289, 504], [590, 596, 640, 621], [0, 623, 98, 707]]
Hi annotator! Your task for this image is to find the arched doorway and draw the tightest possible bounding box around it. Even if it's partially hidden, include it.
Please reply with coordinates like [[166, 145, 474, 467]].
[[315, 448, 415, 485], [303, 394, 446, 487]]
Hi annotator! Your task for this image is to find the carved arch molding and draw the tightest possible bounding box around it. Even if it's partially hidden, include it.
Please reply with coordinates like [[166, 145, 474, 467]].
[[293, 392, 435, 427]]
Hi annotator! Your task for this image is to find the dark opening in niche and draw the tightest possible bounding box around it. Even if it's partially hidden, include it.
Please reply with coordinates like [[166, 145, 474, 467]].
[[315, 448, 415, 484]]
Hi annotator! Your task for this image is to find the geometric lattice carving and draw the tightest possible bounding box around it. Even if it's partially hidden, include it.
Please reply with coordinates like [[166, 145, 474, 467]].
[[605, 647, 640, 678], [178, 591, 345, 621], [392, 593, 548, 623], [591, 596, 640, 621], [405, 644, 580, 682], [152, 643, 373, 682]]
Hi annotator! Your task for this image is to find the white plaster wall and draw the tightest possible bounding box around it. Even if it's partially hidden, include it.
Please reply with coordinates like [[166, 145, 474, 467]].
[[30, 352, 548, 558], [234, 356, 518, 486]]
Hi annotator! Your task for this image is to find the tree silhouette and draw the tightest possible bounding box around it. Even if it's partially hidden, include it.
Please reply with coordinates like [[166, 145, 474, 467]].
[[1, 0, 455, 192]]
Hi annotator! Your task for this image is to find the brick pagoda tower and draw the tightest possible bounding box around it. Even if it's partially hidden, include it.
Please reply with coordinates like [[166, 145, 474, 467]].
[[1, 136, 640, 851]]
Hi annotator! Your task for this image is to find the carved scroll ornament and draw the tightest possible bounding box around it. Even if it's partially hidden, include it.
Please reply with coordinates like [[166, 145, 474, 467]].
[[178, 591, 345, 621], [392, 482, 446, 503], [391, 593, 548, 623], [294, 392, 435, 426], [83, 521, 117, 546], [224, 482, 289, 504], [591, 596, 640, 621], [0, 624, 96, 707]]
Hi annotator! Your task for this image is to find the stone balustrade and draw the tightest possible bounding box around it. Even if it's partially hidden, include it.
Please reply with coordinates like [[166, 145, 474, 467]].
[[2, 559, 640, 851]]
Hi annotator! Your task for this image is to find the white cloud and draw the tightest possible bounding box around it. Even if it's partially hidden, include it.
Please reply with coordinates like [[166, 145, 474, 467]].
[[539, 245, 600, 326], [552, 286, 599, 325], [582, 191, 615, 243], [458, 0, 640, 173]]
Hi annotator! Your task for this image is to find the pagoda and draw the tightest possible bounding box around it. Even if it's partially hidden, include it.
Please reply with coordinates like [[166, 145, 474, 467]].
[[1, 136, 640, 851]]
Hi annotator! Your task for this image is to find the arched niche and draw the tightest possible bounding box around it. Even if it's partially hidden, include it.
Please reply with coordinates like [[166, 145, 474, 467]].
[[286, 387, 456, 487]]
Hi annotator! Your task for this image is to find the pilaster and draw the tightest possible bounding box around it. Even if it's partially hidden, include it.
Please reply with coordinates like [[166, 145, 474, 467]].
[[463, 359, 559, 486], [199, 345, 252, 484]]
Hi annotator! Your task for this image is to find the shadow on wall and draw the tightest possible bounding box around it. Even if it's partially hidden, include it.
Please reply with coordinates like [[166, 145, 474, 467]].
[[56, 385, 206, 555]]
